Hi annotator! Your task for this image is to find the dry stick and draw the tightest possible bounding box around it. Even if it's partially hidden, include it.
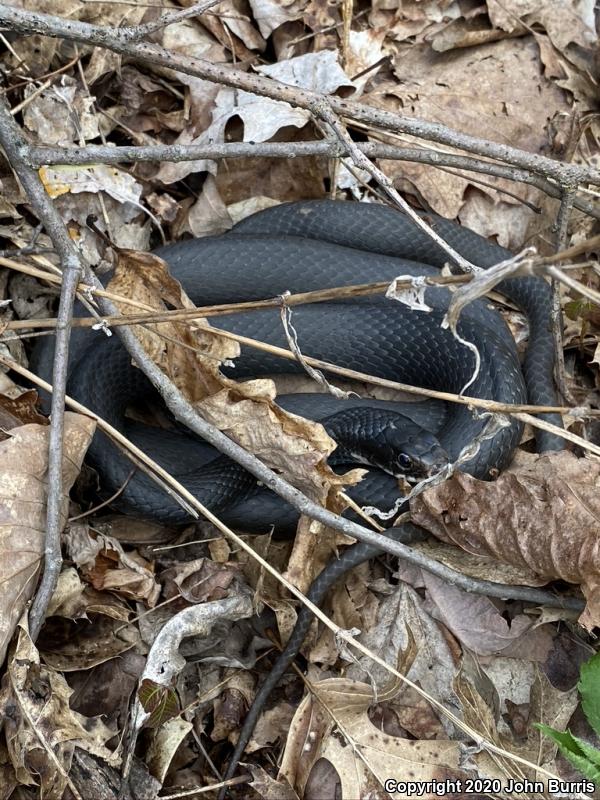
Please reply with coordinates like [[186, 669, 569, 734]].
[[551, 188, 577, 404], [5, 239, 600, 331], [116, 0, 222, 41], [0, 97, 83, 640], [4, 251, 600, 420], [23, 140, 600, 221], [1, 4, 599, 188]]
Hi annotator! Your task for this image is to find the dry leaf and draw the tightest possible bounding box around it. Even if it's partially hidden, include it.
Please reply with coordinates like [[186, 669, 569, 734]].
[[486, 0, 596, 50], [0, 386, 47, 432], [39, 164, 143, 209], [281, 678, 465, 799], [0, 414, 95, 666], [202, 0, 266, 55], [370, 37, 570, 236], [82, 531, 161, 606], [0, 626, 118, 794], [456, 666, 578, 784], [39, 613, 140, 672], [346, 583, 460, 711], [248, 0, 305, 39], [411, 451, 594, 627], [146, 717, 193, 783], [22, 77, 100, 144], [423, 573, 555, 658], [369, 0, 461, 44], [161, 557, 237, 603], [44, 565, 131, 623]]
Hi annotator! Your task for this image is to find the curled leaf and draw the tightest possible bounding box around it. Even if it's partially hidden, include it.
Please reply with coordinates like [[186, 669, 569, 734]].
[[411, 452, 595, 627]]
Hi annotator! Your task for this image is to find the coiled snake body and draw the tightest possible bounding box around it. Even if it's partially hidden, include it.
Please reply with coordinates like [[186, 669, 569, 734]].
[[33, 200, 563, 786]]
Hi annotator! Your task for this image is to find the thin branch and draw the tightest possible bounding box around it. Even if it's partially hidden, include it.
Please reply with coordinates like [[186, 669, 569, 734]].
[[0, 97, 83, 640], [21, 140, 600, 221], [1, 4, 599, 188], [4, 238, 600, 331], [555, 188, 577, 251], [116, 0, 222, 41], [551, 188, 577, 403]]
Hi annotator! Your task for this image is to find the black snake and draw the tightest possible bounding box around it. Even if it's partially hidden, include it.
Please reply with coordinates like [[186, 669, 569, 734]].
[[31, 199, 563, 787]]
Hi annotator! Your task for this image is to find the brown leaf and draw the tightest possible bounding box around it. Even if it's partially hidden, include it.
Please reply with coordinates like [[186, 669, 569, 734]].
[[43, 556, 133, 627], [369, 37, 570, 241], [0, 414, 95, 666], [281, 677, 465, 799], [161, 557, 237, 603], [0, 626, 118, 794], [82, 532, 160, 606], [411, 451, 594, 627], [0, 386, 47, 433], [423, 573, 554, 658], [146, 717, 193, 784], [108, 248, 238, 402], [346, 583, 459, 703], [487, 0, 596, 51]]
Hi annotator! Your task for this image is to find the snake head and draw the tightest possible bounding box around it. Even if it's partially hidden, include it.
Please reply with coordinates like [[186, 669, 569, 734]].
[[371, 422, 449, 481]]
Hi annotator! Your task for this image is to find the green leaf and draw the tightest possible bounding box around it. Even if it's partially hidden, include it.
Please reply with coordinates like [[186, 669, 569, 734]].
[[579, 652, 600, 738], [138, 678, 180, 729], [537, 725, 600, 784]]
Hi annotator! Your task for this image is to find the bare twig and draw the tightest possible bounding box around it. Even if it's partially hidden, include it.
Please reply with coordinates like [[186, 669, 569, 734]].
[[116, 0, 222, 41], [21, 139, 599, 220], [0, 97, 84, 640], [551, 188, 577, 403], [4, 239, 600, 332]]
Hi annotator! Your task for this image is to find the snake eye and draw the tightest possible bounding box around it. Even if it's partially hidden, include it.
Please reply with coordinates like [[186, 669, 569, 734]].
[[397, 453, 412, 471]]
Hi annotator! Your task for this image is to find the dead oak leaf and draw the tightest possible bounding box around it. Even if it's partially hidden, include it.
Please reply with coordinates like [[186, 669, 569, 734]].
[[280, 678, 465, 799], [411, 451, 596, 628], [486, 0, 596, 51], [108, 248, 239, 402], [82, 531, 161, 606], [369, 37, 569, 226]]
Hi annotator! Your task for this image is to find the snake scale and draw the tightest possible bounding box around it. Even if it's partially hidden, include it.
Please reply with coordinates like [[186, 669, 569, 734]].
[[32, 199, 563, 789]]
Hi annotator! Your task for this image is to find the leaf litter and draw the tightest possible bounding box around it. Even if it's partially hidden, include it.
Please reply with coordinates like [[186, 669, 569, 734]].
[[0, 0, 598, 797]]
